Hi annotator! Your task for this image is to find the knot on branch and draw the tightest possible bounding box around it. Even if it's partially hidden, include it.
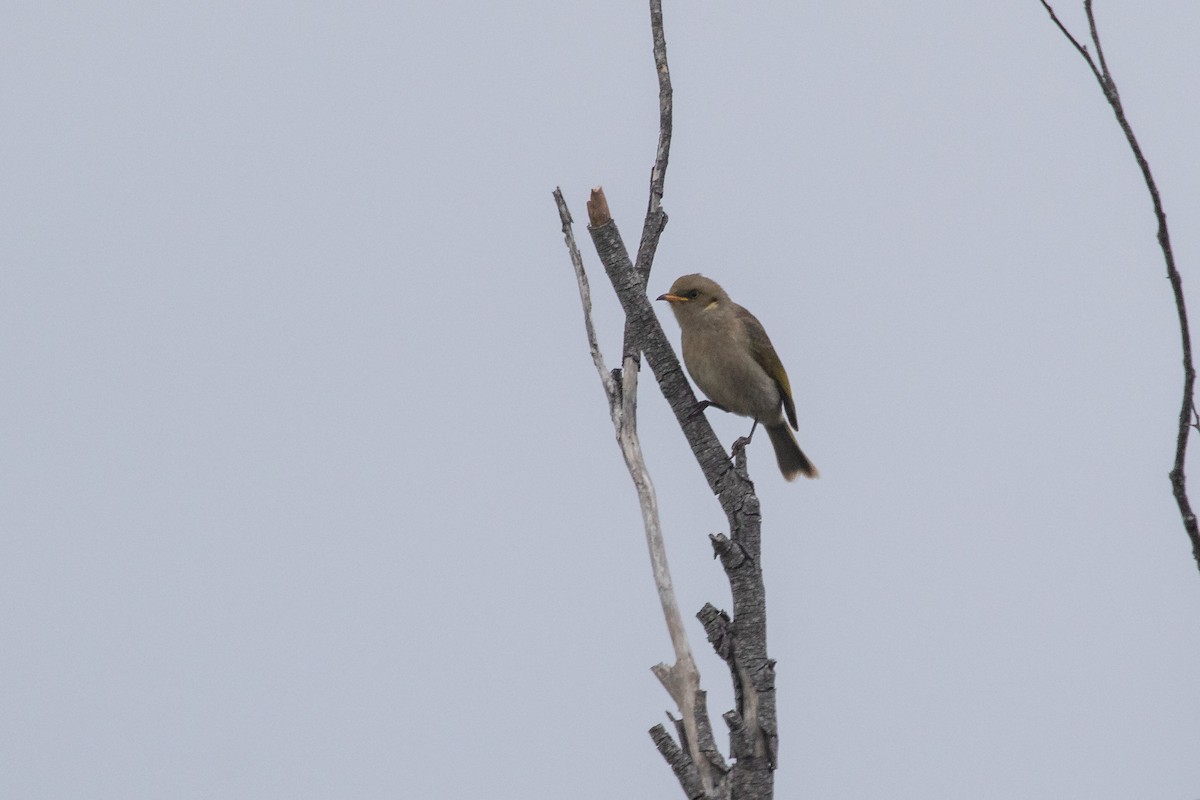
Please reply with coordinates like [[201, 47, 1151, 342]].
[[750, 658, 777, 693], [713, 464, 747, 501], [724, 708, 777, 773], [709, 532, 754, 571], [755, 661, 779, 769], [722, 709, 754, 759], [698, 602, 734, 660], [709, 533, 732, 559]]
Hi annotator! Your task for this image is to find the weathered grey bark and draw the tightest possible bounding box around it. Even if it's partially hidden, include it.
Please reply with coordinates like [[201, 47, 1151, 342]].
[[554, 189, 726, 796], [583, 189, 777, 800], [1039, 0, 1200, 573], [556, 190, 778, 799]]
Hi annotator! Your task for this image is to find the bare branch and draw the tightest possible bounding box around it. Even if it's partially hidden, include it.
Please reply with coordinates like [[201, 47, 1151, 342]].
[[555, 188, 724, 795], [554, 188, 617, 404], [587, 190, 777, 797], [624, 0, 675, 367], [1039, 2, 1200, 570], [1037, 0, 1103, 84], [1083, 1, 1112, 86], [556, 0, 784, 794], [635, 0, 673, 282]]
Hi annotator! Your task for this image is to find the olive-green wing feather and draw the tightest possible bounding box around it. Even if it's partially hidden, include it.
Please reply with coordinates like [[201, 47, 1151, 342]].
[[736, 304, 798, 430]]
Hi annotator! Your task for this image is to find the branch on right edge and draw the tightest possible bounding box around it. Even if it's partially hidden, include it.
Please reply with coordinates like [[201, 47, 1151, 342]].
[[1039, 0, 1200, 572]]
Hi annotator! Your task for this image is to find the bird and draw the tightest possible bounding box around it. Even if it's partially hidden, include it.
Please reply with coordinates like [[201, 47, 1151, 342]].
[[657, 274, 818, 480]]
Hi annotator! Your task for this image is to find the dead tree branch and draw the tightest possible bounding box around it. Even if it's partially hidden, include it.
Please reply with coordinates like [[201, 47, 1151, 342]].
[[555, 189, 726, 796], [587, 185, 779, 797], [552, 0, 781, 795], [624, 0, 674, 367], [1039, 0, 1200, 571]]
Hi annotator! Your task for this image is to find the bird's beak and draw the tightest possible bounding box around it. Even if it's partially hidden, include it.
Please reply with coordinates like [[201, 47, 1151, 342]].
[[656, 293, 687, 304]]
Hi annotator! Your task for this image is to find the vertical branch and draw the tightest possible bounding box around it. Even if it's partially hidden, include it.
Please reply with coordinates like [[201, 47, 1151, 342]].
[[635, 0, 673, 281], [624, 0, 675, 366], [1039, 0, 1200, 571]]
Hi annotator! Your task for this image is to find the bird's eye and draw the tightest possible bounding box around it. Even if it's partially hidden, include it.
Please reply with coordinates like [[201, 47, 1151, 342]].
[[687, 289, 699, 299]]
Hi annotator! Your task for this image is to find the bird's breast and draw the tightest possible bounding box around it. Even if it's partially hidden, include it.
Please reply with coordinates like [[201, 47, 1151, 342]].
[[681, 323, 783, 423]]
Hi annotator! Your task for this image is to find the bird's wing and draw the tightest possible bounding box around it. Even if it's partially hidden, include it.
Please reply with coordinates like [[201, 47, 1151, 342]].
[[736, 305, 798, 430]]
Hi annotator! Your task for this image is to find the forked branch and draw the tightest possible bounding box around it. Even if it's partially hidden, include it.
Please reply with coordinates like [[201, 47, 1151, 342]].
[[554, 188, 726, 796], [554, 1, 782, 797]]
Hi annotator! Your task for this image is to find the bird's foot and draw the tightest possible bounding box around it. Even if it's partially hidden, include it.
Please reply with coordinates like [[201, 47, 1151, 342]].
[[730, 435, 753, 481], [687, 399, 719, 420]]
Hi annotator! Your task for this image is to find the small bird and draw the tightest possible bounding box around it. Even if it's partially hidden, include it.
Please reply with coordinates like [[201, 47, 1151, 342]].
[[657, 274, 818, 480]]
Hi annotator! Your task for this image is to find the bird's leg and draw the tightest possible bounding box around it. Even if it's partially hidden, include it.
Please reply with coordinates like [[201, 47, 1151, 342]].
[[731, 419, 760, 473]]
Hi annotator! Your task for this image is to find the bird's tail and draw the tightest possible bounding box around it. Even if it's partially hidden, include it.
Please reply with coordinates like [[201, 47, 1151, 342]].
[[766, 423, 819, 481]]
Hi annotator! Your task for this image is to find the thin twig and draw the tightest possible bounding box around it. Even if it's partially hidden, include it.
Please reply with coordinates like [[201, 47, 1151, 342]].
[[624, 0, 675, 366], [635, 0, 673, 280], [1038, 0, 1104, 84], [554, 189, 616, 401], [1039, 1, 1200, 570], [1084, 0, 1112, 85]]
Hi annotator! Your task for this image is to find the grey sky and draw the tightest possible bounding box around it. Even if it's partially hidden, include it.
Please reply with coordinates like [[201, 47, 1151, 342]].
[[3, 2, 1199, 798]]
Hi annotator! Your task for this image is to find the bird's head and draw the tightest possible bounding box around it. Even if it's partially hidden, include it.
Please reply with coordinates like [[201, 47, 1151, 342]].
[[656, 274, 729, 324]]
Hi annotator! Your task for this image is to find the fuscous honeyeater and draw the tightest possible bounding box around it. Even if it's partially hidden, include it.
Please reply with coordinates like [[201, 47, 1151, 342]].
[[657, 274, 818, 481]]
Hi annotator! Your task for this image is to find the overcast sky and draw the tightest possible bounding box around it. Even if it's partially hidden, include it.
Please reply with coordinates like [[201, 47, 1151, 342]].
[[4, 2, 1200, 798]]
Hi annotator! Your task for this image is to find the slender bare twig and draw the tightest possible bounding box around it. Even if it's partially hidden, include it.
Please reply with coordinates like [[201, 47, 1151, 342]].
[[1039, 0, 1200, 571], [553, 191, 617, 402], [1038, 1, 1103, 84], [635, 0, 673, 281], [624, 0, 675, 366]]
